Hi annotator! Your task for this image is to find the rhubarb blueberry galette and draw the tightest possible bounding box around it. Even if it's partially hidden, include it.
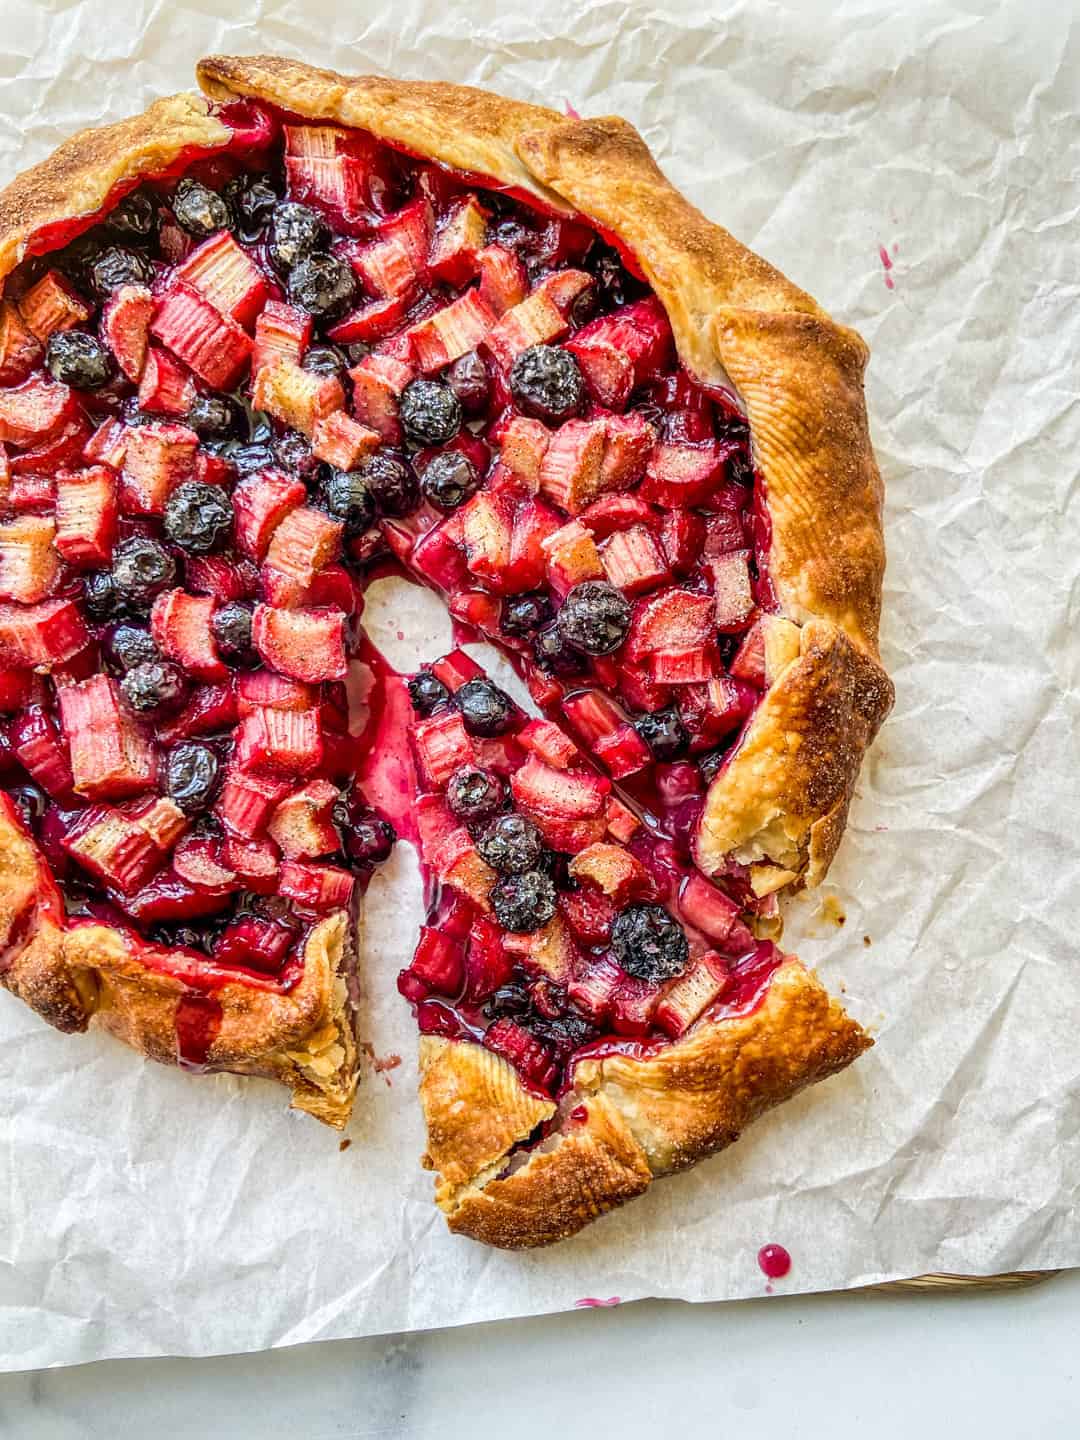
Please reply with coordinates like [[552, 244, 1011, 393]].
[[0, 55, 892, 1246]]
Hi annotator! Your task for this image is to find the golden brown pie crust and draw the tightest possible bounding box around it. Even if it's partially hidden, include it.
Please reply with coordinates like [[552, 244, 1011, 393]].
[[0, 57, 886, 1238]]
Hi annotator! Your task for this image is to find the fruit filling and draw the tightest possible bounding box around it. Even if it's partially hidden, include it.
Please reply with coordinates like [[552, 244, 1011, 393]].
[[0, 100, 784, 1088]]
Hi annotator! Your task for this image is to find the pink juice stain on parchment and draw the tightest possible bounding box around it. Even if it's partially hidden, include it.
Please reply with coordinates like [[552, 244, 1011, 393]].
[[575, 1296, 622, 1308], [757, 1243, 792, 1294], [878, 241, 898, 290]]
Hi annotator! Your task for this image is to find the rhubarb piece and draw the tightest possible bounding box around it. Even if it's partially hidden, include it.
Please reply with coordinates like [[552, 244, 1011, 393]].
[[428, 196, 490, 285], [150, 590, 227, 682], [640, 440, 731, 508], [654, 952, 728, 1038], [659, 509, 706, 575], [461, 914, 513, 998], [253, 358, 345, 438], [0, 669, 39, 713], [9, 705, 74, 798], [127, 795, 189, 852], [157, 681, 238, 744], [268, 778, 341, 859], [568, 953, 624, 1024], [19, 270, 91, 341], [236, 670, 315, 715], [0, 301, 42, 386], [703, 507, 748, 557], [54, 468, 117, 569], [350, 197, 432, 297], [252, 300, 313, 373], [730, 613, 801, 688], [627, 586, 716, 658], [123, 871, 232, 924], [610, 973, 661, 1036], [348, 351, 413, 444], [484, 1017, 557, 1092], [0, 598, 87, 667], [327, 293, 414, 346], [432, 827, 496, 908], [311, 411, 379, 470], [476, 244, 529, 314], [185, 554, 258, 601], [101, 284, 153, 381], [710, 549, 755, 632], [412, 709, 475, 787], [0, 377, 74, 446], [280, 857, 355, 911], [408, 514, 470, 592], [252, 603, 347, 683], [569, 842, 649, 903], [83, 417, 128, 470], [0, 516, 59, 603], [541, 519, 604, 599], [283, 123, 398, 226], [517, 718, 580, 770], [120, 422, 198, 514], [234, 706, 324, 776], [232, 469, 307, 560], [498, 415, 550, 492], [136, 347, 196, 417], [58, 674, 156, 800], [215, 763, 291, 837], [648, 644, 719, 685], [264, 505, 343, 588], [430, 650, 484, 693], [408, 927, 465, 996], [484, 289, 570, 367], [599, 525, 670, 595], [213, 915, 294, 973], [605, 795, 641, 844], [222, 835, 281, 893], [565, 296, 673, 410], [460, 489, 515, 591], [511, 754, 609, 851], [678, 871, 742, 945], [537, 419, 606, 514], [578, 493, 655, 540], [172, 832, 237, 891], [62, 804, 163, 894], [408, 290, 498, 373], [174, 231, 269, 327], [150, 284, 253, 390]]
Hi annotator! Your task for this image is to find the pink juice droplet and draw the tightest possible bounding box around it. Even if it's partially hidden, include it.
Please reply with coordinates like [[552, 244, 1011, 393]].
[[878, 243, 895, 290], [757, 1243, 791, 1280], [575, 1296, 621, 1308]]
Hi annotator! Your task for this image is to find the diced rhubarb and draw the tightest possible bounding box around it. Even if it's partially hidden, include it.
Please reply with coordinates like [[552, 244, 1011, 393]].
[[0, 598, 87, 667], [122, 871, 231, 924], [541, 519, 603, 599], [0, 301, 42, 386], [408, 290, 498, 373], [678, 676, 757, 751], [565, 296, 673, 410], [174, 231, 268, 328], [231, 470, 306, 560], [327, 292, 414, 346], [234, 706, 324, 776], [460, 489, 514, 590], [640, 440, 731, 508], [264, 505, 343, 587], [283, 123, 398, 227], [349, 198, 432, 298], [411, 709, 474, 788], [0, 516, 59, 603], [150, 284, 252, 390], [462, 915, 513, 1000], [136, 347, 196, 417], [215, 764, 291, 837], [120, 422, 198, 514], [252, 358, 344, 438], [447, 589, 503, 641], [729, 620, 767, 687], [498, 415, 549, 492], [517, 718, 580, 770], [659, 509, 706, 575], [710, 549, 755, 632], [157, 680, 237, 745], [568, 953, 623, 1024], [408, 926, 465, 996], [267, 778, 341, 859], [127, 795, 189, 851], [409, 514, 470, 592], [19, 270, 90, 341], [654, 952, 728, 1038], [83, 417, 128, 470], [594, 721, 652, 777], [599, 525, 670, 596], [605, 795, 641, 843], [537, 419, 606, 514], [0, 668, 39, 713], [348, 351, 413, 444], [433, 827, 497, 908], [648, 644, 719, 685], [610, 974, 661, 1036], [172, 832, 238, 891], [235, 670, 316, 715], [511, 754, 610, 850], [483, 287, 567, 367], [194, 451, 234, 488], [0, 377, 74, 447], [9, 705, 74, 798], [703, 507, 748, 556], [252, 604, 347, 683], [58, 674, 156, 800], [150, 590, 227, 682], [221, 835, 281, 893], [9, 416, 89, 478], [484, 1017, 556, 1091], [569, 842, 649, 903], [627, 586, 716, 658], [213, 915, 294, 973], [678, 872, 741, 945], [185, 554, 259, 601], [97, 284, 156, 391], [54, 467, 117, 569], [558, 880, 618, 950], [311, 410, 380, 470], [252, 300, 313, 373], [302, 562, 364, 615], [578, 493, 655, 540], [428, 196, 490, 285], [429, 649, 485, 692], [414, 793, 459, 864], [63, 805, 164, 895], [476, 244, 529, 315]]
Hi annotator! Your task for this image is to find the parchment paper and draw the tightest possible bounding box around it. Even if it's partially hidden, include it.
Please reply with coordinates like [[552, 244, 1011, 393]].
[[2, 0, 1078, 1373]]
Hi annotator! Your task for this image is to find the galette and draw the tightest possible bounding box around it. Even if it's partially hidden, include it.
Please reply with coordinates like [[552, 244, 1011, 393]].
[[0, 55, 892, 1247]]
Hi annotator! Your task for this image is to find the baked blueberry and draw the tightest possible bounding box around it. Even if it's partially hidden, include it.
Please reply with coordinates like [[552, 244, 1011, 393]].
[[268, 202, 330, 273], [273, 430, 320, 478], [111, 537, 177, 610], [611, 903, 689, 983], [342, 812, 396, 865], [318, 469, 375, 535], [302, 344, 348, 378], [446, 766, 505, 825], [635, 706, 689, 761], [556, 581, 631, 656], [490, 869, 557, 933], [223, 173, 279, 242], [399, 379, 462, 447], [407, 669, 450, 715], [509, 345, 584, 423], [227, 440, 278, 476], [45, 331, 114, 390], [107, 187, 158, 245], [698, 748, 726, 785], [106, 624, 159, 672], [286, 253, 356, 319], [172, 177, 232, 238], [165, 742, 221, 814], [164, 482, 233, 554], [356, 451, 419, 518], [210, 602, 256, 667], [186, 393, 246, 440], [501, 592, 552, 639], [88, 245, 154, 298], [421, 451, 481, 512], [476, 813, 544, 875], [532, 623, 585, 675], [120, 660, 187, 715], [82, 570, 124, 622], [454, 677, 514, 737], [445, 351, 491, 414]]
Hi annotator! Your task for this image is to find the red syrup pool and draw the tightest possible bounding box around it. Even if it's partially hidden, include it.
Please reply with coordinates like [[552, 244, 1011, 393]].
[[174, 992, 223, 1071], [757, 1243, 792, 1281], [349, 628, 421, 850]]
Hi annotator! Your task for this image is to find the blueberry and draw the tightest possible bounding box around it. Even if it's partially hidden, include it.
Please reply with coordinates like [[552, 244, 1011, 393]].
[[509, 345, 584, 423], [585, 241, 644, 309], [120, 660, 187, 715], [106, 624, 159, 672], [302, 344, 348, 378], [82, 570, 125, 621], [476, 813, 544, 875], [319, 469, 375, 536], [698, 749, 726, 785], [556, 581, 631, 656], [454, 677, 514, 737], [268, 202, 330, 274], [172, 178, 233, 238], [186, 393, 246, 440], [45, 331, 114, 390], [610, 903, 689, 983], [227, 441, 279, 476], [165, 742, 221, 814], [445, 351, 491, 414], [501, 592, 552, 639], [164, 482, 233, 554], [356, 451, 419, 518], [223, 173, 279, 243], [88, 246, 155, 298], [399, 379, 461, 447], [490, 869, 557, 933], [286, 253, 356, 319], [532, 623, 585, 676], [420, 451, 481, 512], [273, 431, 320, 478], [343, 812, 396, 865], [111, 537, 178, 610], [407, 669, 450, 715], [108, 188, 158, 245], [635, 706, 689, 761], [446, 765, 505, 825], [211, 602, 256, 667], [150, 923, 214, 954], [9, 781, 47, 828]]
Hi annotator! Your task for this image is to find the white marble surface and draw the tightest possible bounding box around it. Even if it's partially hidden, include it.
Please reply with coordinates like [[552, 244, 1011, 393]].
[[1, 1271, 1077, 1437]]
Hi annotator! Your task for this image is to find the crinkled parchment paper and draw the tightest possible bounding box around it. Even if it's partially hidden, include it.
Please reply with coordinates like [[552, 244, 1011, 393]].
[[2, 0, 1078, 1373]]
